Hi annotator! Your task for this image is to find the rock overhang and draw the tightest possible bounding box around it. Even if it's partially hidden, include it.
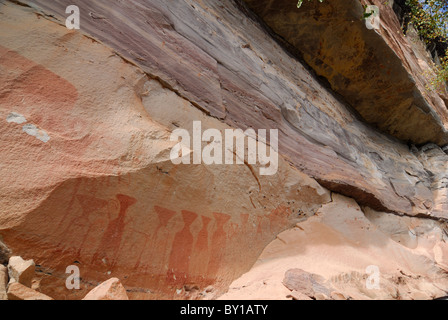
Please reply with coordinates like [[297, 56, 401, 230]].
[[242, 0, 448, 146]]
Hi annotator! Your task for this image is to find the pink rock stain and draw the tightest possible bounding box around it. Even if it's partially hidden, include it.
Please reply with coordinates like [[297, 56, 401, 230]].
[[167, 210, 198, 285], [133, 206, 176, 270], [92, 194, 137, 267], [0, 46, 100, 159], [268, 205, 291, 234], [0, 45, 78, 111], [72, 194, 109, 256], [207, 212, 231, 277], [57, 179, 83, 229], [256, 215, 264, 235], [194, 216, 212, 253], [240, 213, 249, 230]]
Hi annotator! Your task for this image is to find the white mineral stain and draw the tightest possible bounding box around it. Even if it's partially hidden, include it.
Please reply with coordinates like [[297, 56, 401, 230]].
[[22, 124, 50, 143], [6, 112, 27, 124]]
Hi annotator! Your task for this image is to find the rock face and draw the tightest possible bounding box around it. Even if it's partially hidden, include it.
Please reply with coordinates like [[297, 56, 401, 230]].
[[7, 282, 53, 300], [0, 0, 447, 300], [283, 269, 333, 299], [221, 194, 448, 300], [0, 239, 11, 265], [0, 265, 8, 300], [8, 256, 35, 288], [17, 0, 448, 217], [83, 278, 129, 301], [0, 0, 330, 299], [242, 0, 448, 146], [415, 144, 448, 220]]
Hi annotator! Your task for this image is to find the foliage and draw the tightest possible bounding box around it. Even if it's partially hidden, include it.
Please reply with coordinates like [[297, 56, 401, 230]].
[[297, 0, 323, 9], [405, 0, 448, 88], [406, 1, 447, 42], [430, 54, 448, 90], [295, 0, 447, 89]]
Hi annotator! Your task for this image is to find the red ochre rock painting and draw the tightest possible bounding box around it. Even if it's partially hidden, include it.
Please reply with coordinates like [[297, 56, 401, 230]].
[[0, 45, 77, 109], [0, 45, 300, 298], [60, 193, 294, 293], [195, 216, 212, 253], [0, 46, 98, 158], [67, 194, 110, 257], [127, 204, 292, 291], [133, 206, 177, 270], [167, 210, 198, 285], [91, 194, 137, 268], [206, 212, 231, 278], [0, 178, 295, 298], [124, 204, 295, 292], [0, 45, 78, 132]]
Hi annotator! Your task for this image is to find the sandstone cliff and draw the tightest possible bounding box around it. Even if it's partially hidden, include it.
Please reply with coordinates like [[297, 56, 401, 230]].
[[0, 0, 447, 300]]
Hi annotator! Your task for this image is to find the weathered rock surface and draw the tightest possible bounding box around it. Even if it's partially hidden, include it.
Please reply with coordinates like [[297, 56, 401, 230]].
[[0, 265, 8, 300], [0, 238, 11, 265], [7, 282, 53, 300], [221, 194, 448, 300], [287, 290, 313, 301], [83, 278, 129, 300], [8, 256, 35, 288], [0, 0, 447, 300], [15, 0, 448, 219], [0, 0, 330, 299], [242, 0, 448, 146], [283, 268, 333, 299], [414, 144, 448, 220]]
